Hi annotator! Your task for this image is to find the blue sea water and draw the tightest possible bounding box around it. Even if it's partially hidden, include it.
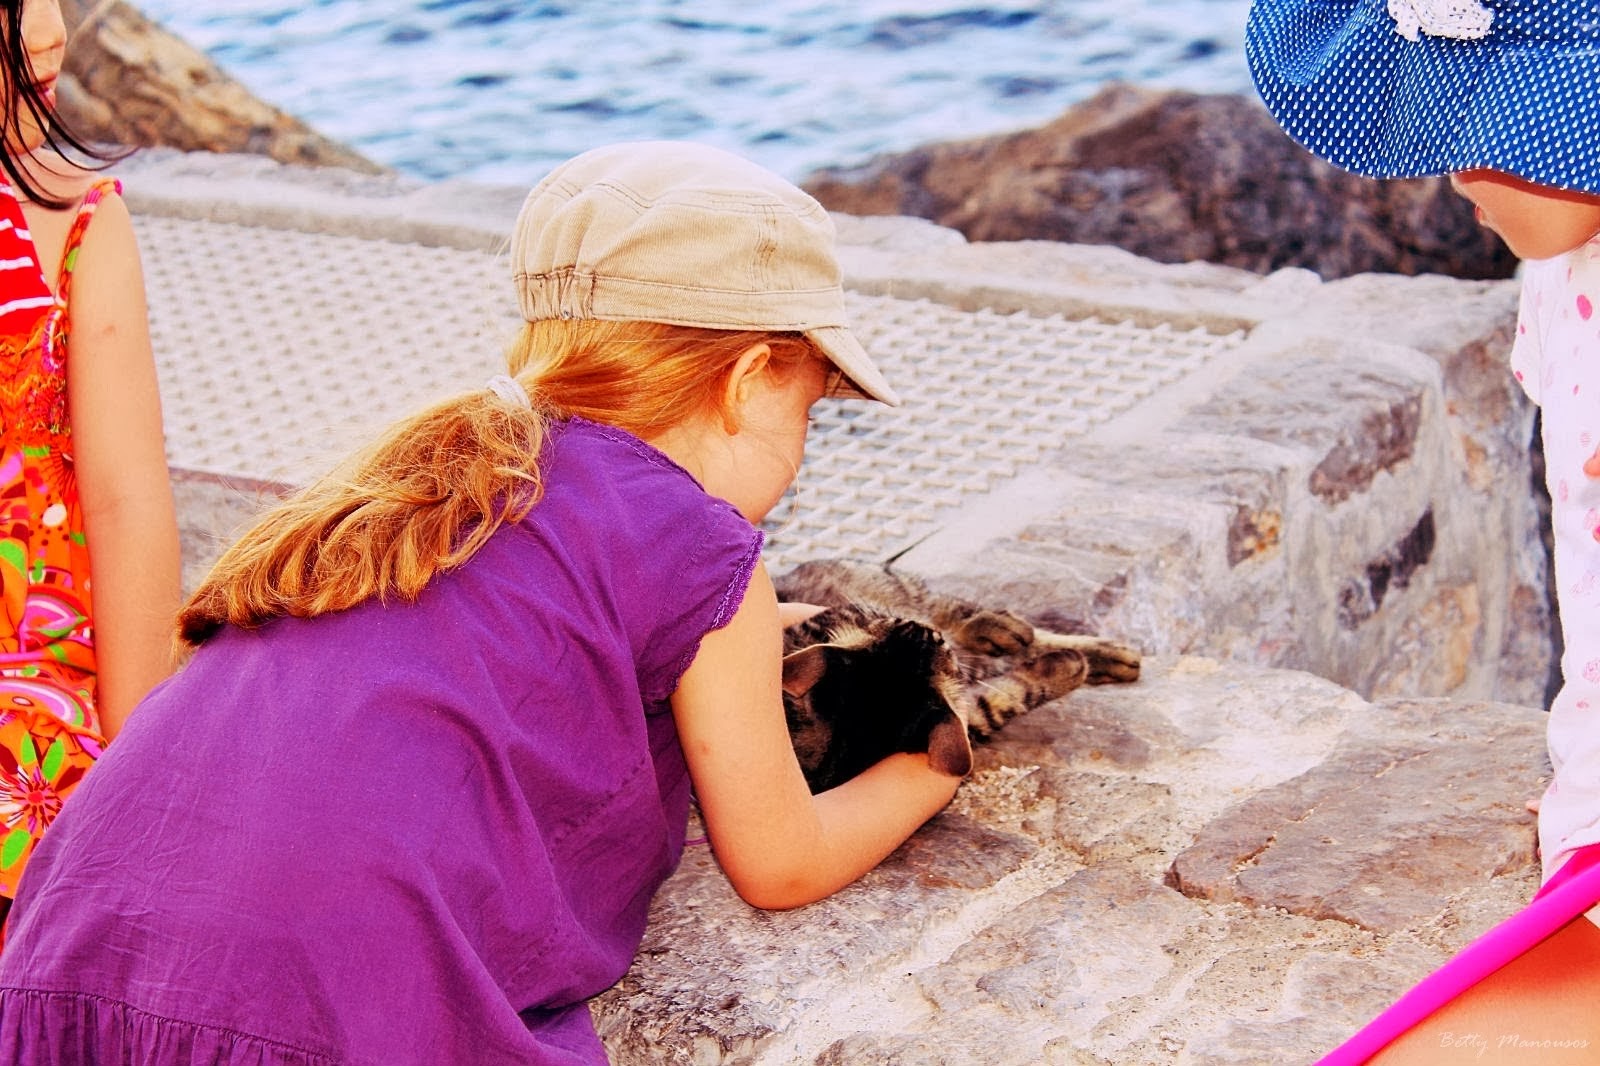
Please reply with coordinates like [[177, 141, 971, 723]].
[[130, 0, 1256, 185]]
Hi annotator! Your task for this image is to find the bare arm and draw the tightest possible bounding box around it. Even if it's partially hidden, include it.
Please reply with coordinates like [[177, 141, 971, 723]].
[[776, 600, 824, 627], [672, 562, 961, 910], [65, 191, 181, 738]]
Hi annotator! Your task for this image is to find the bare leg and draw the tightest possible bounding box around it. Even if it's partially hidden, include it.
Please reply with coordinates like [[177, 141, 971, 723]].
[[1372, 915, 1600, 1064]]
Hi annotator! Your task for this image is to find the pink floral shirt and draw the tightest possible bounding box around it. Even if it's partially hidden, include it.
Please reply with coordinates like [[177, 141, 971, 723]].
[[1511, 237, 1600, 878]]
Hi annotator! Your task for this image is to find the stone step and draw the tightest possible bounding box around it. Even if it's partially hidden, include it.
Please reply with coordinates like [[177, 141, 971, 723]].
[[596, 656, 1542, 1066]]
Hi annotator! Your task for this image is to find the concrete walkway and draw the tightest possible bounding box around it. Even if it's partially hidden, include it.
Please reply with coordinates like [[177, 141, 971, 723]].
[[120, 150, 1557, 1065]]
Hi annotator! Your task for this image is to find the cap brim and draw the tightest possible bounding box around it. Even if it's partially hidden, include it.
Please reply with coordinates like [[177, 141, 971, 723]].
[[807, 325, 900, 406]]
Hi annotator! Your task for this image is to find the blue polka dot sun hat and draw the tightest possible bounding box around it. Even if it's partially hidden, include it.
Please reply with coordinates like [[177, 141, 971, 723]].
[[1246, 0, 1600, 194]]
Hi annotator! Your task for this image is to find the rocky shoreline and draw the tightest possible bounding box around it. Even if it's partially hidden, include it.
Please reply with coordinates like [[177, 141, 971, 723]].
[[802, 82, 1517, 282], [57, 0, 381, 173], [63, 6, 1515, 283]]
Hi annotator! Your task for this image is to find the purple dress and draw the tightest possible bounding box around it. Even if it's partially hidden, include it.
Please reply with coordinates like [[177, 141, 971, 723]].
[[0, 418, 763, 1065]]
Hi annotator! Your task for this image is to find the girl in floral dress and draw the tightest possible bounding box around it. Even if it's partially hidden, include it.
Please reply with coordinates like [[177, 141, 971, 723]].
[[0, 0, 179, 920]]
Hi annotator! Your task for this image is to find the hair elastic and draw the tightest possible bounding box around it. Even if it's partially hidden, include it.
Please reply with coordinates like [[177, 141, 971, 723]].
[[486, 374, 532, 409]]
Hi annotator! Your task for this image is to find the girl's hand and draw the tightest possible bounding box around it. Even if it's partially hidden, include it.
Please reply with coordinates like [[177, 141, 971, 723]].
[[776, 600, 824, 628], [1586, 445, 1600, 480], [671, 563, 960, 910]]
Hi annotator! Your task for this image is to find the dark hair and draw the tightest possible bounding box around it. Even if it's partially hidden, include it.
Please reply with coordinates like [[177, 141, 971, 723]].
[[1, 0, 126, 207]]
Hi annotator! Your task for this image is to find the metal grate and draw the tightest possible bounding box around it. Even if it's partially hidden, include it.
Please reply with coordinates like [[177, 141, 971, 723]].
[[764, 300, 1243, 569], [136, 216, 512, 487], [136, 215, 1243, 566]]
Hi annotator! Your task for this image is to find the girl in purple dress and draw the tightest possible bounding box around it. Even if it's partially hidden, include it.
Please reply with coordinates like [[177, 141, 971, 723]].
[[0, 140, 961, 1064]]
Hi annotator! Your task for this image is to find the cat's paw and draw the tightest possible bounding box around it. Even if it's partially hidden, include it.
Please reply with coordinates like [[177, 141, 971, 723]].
[[1029, 632, 1141, 684], [1082, 640, 1141, 684], [1021, 647, 1091, 693], [953, 610, 1035, 656]]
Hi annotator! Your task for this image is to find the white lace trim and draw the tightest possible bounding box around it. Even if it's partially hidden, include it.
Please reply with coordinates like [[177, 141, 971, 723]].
[[1387, 0, 1493, 42]]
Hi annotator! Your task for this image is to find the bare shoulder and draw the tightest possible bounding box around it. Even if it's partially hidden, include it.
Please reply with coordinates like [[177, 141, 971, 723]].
[[13, 150, 116, 208], [13, 152, 136, 285]]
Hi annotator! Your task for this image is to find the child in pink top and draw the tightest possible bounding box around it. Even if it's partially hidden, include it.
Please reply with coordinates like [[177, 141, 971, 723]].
[[1249, 0, 1600, 1060]]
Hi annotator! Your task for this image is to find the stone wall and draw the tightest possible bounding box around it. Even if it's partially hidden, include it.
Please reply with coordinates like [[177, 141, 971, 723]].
[[591, 225, 1552, 1065], [835, 222, 1549, 708], [594, 661, 1544, 1065]]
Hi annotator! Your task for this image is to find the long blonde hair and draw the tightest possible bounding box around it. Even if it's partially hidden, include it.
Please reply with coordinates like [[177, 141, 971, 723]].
[[178, 319, 819, 645]]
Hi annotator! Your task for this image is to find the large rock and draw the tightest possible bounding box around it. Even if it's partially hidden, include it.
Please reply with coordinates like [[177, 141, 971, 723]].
[[592, 657, 1546, 1065], [57, 0, 381, 173], [1168, 697, 1544, 931], [803, 83, 1517, 282]]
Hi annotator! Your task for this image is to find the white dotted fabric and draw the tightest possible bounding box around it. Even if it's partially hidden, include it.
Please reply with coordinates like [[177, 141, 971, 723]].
[[1246, 0, 1600, 194], [137, 215, 1241, 568]]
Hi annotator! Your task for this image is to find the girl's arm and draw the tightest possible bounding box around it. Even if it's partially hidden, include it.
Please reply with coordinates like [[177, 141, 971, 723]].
[[671, 562, 961, 910], [65, 190, 181, 738], [776, 600, 823, 627]]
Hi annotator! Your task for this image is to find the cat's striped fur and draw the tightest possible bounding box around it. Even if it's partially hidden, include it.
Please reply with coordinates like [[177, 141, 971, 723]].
[[775, 561, 1141, 793]]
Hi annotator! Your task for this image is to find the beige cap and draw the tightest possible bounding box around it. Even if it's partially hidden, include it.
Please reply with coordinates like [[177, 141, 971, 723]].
[[511, 140, 898, 406]]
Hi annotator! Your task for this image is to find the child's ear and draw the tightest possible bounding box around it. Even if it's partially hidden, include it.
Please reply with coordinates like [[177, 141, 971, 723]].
[[718, 342, 774, 434]]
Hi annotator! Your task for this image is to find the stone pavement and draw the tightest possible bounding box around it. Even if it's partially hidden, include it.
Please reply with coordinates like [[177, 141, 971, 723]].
[[119, 150, 1555, 1064]]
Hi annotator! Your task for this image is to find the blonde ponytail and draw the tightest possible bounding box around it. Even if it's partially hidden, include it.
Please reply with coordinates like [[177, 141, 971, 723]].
[[179, 319, 818, 645], [178, 393, 547, 644]]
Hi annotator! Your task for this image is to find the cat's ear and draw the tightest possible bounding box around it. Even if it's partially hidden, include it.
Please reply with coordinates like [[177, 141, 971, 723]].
[[781, 646, 830, 697], [926, 714, 973, 778]]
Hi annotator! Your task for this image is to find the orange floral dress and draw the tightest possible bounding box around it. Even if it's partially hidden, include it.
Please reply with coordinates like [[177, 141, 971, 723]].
[[0, 178, 118, 900]]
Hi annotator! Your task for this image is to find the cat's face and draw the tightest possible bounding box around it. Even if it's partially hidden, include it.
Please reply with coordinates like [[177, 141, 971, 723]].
[[781, 617, 974, 793]]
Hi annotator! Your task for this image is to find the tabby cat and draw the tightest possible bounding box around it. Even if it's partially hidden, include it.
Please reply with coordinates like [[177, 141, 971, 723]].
[[774, 560, 1141, 793]]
